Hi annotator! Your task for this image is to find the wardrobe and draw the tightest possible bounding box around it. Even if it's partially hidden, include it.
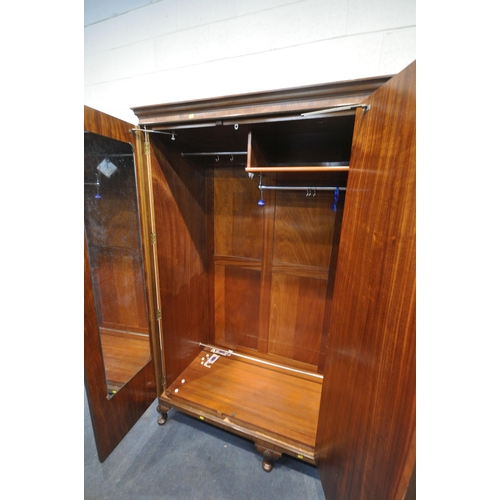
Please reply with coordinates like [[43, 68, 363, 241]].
[[84, 61, 416, 500]]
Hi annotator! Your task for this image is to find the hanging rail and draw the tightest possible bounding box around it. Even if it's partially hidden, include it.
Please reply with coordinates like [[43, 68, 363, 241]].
[[258, 173, 346, 194], [181, 151, 247, 156], [258, 185, 346, 192], [199, 343, 323, 380], [256, 173, 346, 209], [130, 128, 177, 140], [300, 103, 370, 117], [181, 151, 247, 163]]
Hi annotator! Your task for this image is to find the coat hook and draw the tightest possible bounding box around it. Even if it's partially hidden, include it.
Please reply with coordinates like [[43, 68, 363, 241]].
[[258, 173, 265, 206], [95, 173, 102, 199], [330, 187, 340, 212], [215, 155, 220, 162]]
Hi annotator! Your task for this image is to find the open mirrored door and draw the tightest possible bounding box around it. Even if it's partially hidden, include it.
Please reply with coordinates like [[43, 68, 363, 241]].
[[84, 106, 161, 462], [85, 131, 151, 396]]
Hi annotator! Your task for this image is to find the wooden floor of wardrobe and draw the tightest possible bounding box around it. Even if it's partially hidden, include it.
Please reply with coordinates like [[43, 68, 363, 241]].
[[161, 347, 322, 461]]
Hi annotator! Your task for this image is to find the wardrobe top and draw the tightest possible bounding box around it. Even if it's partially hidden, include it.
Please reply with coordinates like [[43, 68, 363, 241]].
[[132, 75, 392, 128]]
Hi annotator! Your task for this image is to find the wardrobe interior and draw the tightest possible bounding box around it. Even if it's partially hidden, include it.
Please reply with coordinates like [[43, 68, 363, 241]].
[[147, 112, 356, 462]]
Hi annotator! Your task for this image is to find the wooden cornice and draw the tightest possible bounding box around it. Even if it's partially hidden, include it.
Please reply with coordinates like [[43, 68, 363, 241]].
[[132, 75, 392, 128]]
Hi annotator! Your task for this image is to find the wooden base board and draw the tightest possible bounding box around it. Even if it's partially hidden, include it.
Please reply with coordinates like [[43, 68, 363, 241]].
[[159, 347, 322, 464]]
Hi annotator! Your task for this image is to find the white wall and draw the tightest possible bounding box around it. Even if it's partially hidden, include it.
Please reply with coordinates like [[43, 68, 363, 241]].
[[84, 0, 415, 124]]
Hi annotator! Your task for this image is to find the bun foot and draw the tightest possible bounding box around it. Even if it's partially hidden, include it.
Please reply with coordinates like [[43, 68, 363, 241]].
[[256, 445, 282, 473], [262, 458, 274, 472]]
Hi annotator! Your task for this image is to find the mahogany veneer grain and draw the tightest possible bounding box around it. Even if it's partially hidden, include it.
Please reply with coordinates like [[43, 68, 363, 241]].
[[315, 61, 416, 500]]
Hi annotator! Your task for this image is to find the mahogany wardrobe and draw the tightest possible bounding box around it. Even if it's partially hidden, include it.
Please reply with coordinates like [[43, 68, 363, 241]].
[[84, 60, 416, 500]]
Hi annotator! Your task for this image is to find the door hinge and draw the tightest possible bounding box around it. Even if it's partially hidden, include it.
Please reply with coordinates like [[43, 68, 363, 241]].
[[161, 375, 166, 386], [150, 232, 157, 245], [144, 141, 150, 155], [156, 309, 162, 321]]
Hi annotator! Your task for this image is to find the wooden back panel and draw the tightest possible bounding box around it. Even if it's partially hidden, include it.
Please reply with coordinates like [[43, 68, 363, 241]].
[[212, 166, 345, 371], [213, 166, 264, 351]]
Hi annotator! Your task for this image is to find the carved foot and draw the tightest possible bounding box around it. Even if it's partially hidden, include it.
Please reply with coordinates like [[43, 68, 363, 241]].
[[156, 404, 169, 425], [255, 444, 282, 473], [262, 450, 274, 472]]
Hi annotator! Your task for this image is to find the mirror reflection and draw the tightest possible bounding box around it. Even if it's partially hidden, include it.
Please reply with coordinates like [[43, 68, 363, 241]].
[[84, 132, 151, 398]]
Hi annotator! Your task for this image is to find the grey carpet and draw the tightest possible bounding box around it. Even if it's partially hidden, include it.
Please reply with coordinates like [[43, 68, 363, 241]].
[[85, 390, 326, 499]]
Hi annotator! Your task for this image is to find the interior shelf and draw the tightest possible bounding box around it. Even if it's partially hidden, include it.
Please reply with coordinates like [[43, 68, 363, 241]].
[[243, 113, 354, 175], [245, 164, 349, 173], [159, 346, 323, 463]]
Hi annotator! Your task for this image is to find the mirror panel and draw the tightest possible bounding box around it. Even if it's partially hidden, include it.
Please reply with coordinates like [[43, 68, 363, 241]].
[[84, 131, 151, 397]]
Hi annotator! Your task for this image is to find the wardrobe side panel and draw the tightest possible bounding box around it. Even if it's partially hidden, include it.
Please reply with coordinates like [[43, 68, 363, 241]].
[[150, 138, 209, 387]]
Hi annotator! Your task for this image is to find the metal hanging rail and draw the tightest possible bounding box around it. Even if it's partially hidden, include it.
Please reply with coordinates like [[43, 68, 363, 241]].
[[199, 343, 323, 380], [130, 128, 177, 140], [259, 185, 346, 192], [181, 151, 247, 157], [180, 151, 247, 164], [258, 172, 346, 195], [256, 173, 346, 208], [300, 103, 370, 117]]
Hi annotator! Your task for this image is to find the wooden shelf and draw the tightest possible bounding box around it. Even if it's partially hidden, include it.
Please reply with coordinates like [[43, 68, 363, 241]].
[[245, 165, 349, 173], [159, 347, 322, 463], [246, 129, 351, 174]]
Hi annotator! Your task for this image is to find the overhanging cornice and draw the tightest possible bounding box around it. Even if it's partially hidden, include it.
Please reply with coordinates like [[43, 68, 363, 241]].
[[132, 75, 392, 128]]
